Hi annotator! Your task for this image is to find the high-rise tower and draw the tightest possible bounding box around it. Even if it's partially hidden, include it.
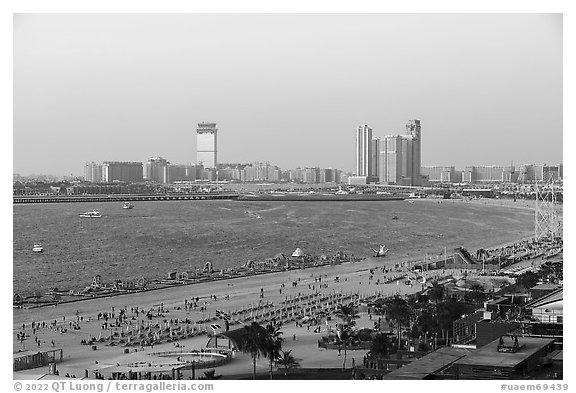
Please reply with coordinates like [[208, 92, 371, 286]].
[[356, 125, 372, 182], [406, 119, 421, 186], [196, 122, 218, 168]]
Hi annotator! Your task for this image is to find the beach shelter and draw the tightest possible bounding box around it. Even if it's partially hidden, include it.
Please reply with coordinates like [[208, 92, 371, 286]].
[[292, 248, 305, 258]]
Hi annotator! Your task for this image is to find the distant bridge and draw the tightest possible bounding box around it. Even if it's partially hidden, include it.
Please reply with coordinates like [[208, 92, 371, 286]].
[[13, 194, 240, 204]]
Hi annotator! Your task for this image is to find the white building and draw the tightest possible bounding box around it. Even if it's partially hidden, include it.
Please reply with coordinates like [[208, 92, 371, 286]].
[[197, 122, 218, 168], [356, 125, 372, 182]]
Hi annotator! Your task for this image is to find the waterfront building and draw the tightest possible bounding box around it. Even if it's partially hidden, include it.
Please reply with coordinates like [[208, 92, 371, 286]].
[[368, 119, 421, 186], [356, 125, 373, 182], [238, 161, 282, 182], [462, 166, 475, 183], [348, 176, 367, 185], [102, 161, 143, 183], [379, 135, 403, 185], [536, 164, 561, 182], [401, 136, 413, 186], [517, 164, 562, 183], [168, 164, 197, 182], [405, 119, 422, 186], [370, 137, 380, 183], [84, 162, 103, 183], [303, 167, 320, 184], [421, 166, 457, 183], [462, 165, 516, 183], [197, 122, 218, 169], [146, 157, 170, 183], [517, 164, 535, 183]]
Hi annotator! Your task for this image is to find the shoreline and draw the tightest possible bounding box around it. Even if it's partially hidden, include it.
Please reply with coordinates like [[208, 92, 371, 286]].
[[13, 228, 542, 323]]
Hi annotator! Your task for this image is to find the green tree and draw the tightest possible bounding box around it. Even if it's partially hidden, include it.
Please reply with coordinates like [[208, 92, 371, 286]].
[[335, 303, 360, 327], [428, 281, 445, 304], [411, 307, 440, 349], [368, 333, 391, 360], [382, 296, 411, 349], [435, 300, 475, 344], [276, 350, 301, 376], [240, 322, 266, 380], [263, 322, 284, 380], [335, 303, 360, 369], [199, 370, 222, 380], [517, 271, 540, 290]]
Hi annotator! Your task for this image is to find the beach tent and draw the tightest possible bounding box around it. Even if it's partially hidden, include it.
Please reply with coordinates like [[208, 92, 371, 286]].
[[292, 248, 305, 258]]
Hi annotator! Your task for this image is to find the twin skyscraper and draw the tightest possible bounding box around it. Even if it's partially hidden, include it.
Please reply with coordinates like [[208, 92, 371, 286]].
[[356, 120, 421, 186]]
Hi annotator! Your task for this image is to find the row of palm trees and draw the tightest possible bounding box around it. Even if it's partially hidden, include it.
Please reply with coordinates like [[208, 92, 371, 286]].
[[370, 285, 479, 357], [239, 286, 482, 378], [241, 321, 300, 379]]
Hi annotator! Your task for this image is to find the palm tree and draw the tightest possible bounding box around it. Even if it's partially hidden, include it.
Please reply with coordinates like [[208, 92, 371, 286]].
[[199, 370, 222, 380], [263, 322, 284, 379], [335, 303, 360, 327], [335, 303, 359, 370], [276, 350, 301, 376], [428, 281, 445, 304], [368, 333, 391, 360], [382, 296, 410, 350], [241, 322, 266, 380]]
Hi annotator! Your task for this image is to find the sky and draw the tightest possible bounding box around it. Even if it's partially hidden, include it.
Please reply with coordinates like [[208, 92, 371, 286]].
[[13, 13, 563, 176]]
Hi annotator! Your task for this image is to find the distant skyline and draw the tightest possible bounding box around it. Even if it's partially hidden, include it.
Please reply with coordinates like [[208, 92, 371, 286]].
[[14, 14, 562, 176]]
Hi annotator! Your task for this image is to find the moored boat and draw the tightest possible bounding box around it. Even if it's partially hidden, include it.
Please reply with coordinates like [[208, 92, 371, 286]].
[[32, 244, 44, 253], [79, 209, 102, 218]]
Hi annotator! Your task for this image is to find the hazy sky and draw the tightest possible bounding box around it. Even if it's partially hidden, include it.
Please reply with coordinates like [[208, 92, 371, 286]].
[[13, 13, 562, 175]]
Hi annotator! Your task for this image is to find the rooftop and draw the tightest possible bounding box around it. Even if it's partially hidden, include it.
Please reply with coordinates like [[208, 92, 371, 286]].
[[384, 347, 472, 380], [526, 288, 563, 308], [453, 336, 555, 369]]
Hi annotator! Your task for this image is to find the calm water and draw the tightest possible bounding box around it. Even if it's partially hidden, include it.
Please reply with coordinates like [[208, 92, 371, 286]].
[[13, 199, 534, 296]]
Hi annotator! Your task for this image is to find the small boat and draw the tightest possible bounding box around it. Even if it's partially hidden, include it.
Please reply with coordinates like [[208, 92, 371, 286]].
[[123, 202, 134, 209], [79, 209, 102, 218], [32, 244, 44, 253]]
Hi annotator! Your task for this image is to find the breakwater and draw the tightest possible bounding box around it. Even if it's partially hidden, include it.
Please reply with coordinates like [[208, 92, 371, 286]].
[[13, 194, 240, 204], [238, 193, 408, 202]]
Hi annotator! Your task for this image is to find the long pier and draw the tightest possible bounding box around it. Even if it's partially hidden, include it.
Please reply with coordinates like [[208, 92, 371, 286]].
[[13, 193, 240, 204]]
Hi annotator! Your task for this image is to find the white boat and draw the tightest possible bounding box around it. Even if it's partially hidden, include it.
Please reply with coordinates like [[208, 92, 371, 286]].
[[32, 244, 44, 253], [79, 209, 102, 218], [123, 202, 134, 209]]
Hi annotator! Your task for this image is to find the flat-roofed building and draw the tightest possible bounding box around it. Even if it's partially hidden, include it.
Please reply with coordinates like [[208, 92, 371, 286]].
[[102, 161, 143, 183], [526, 288, 563, 324], [84, 162, 103, 183], [384, 347, 473, 380], [405, 119, 421, 186], [380, 135, 403, 185], [452, 336, 555, 379], [356, 125, 372, 182], [196, 122, 218, 169], [370, 137, 380, 183], [168, 164, 197, 182], [146, 157, 170, 183]]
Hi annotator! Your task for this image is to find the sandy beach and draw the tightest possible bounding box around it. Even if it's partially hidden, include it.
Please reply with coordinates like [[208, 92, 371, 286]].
[[14, 241, 551, 380]]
